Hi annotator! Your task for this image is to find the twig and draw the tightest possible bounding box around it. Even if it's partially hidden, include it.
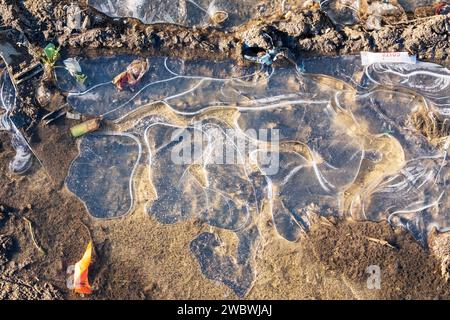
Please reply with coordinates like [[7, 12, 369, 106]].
[[319, 216, 334, 228], [389, 15, 441, 26], [22, 217, 47, 256], [366, 236, 396, 250], [79, 219, 92, 242], [79, 219, 96, 256]]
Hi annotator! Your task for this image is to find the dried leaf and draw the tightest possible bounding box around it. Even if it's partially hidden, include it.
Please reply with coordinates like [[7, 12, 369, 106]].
[[74, 241, 93, 294], [113, 59, 149, 91]]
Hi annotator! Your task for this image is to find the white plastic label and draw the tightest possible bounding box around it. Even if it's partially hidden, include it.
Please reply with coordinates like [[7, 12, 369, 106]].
[[66, 112, 81, 120], [361, 52, 417, 66]]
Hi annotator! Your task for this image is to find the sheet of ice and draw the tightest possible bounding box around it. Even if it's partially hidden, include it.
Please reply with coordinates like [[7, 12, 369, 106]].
[[143, 120, 259, 230], [301, 54, 363, 86], [320, 0, 431, 26], [240, 102, 365, 241], [191, 227, 259, 297], [320, 0, 361, 25], [88, 0, 441, 29], [66, 134, 141, 219], [63, 54, 450, 295], [58, 56, 263, 120], [88, 0, 263, 28], [338, 87, 450, 243], [362, 62, 450, 116], [397, 0, 435, 12], [0, 70, 34, 175]]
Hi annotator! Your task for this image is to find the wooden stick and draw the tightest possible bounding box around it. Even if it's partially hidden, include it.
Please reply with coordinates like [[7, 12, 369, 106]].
[[22, 217, 47, 256], [366, 236, 396, 250]]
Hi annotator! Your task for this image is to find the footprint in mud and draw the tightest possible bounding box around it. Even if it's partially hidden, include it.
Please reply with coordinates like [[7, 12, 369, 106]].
[[66, 134, 141, 219]]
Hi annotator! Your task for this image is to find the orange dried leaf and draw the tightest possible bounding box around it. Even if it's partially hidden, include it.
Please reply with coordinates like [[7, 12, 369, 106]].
[[74, 241, 93, 294]]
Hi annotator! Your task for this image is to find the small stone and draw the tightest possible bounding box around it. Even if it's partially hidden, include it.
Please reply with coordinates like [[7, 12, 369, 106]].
[[366, 15, 383, 31]]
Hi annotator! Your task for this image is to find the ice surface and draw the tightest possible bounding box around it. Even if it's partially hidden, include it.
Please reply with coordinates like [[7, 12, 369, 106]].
[[343, 64, 450, 244], [320, 0, 361, 25], [397, 0, 435, 12], [59, 54, 450, 295], [0, 70, 34, 175], [144, 120, 259, 230], [88, 0, 438, 29], [362, 62, 450, 116], [191, 227, 259, 297], [88, 0, 263, 28], [59, 56, 262, 120], [66, 133, 141, 219]]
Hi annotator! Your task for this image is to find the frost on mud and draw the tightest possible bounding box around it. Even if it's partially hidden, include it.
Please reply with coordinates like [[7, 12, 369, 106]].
[[48, 53, 450, 296]]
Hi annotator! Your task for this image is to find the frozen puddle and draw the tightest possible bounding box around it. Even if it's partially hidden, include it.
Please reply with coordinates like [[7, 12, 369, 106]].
[[87, 0, 437, 28], [88, 0, 361, 27], [88, 0, 264, 28], [66, 134, 141, 219], [5, 53, 444, 296], [0, 70, 34, 175]]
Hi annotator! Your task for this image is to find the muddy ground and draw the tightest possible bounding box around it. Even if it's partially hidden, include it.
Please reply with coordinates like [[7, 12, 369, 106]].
[[1, 0, 448, 65], [0, 0, 449, 300]]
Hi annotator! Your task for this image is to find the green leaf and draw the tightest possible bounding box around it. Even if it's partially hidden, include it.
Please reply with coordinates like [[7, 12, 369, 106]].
[[74, 73, 87, 84], [44, 43, 57, 60], [43, 43, 60, 66]]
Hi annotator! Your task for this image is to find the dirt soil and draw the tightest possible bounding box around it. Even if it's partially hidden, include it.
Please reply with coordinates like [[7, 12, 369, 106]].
[[0, 0, 449, 300]]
